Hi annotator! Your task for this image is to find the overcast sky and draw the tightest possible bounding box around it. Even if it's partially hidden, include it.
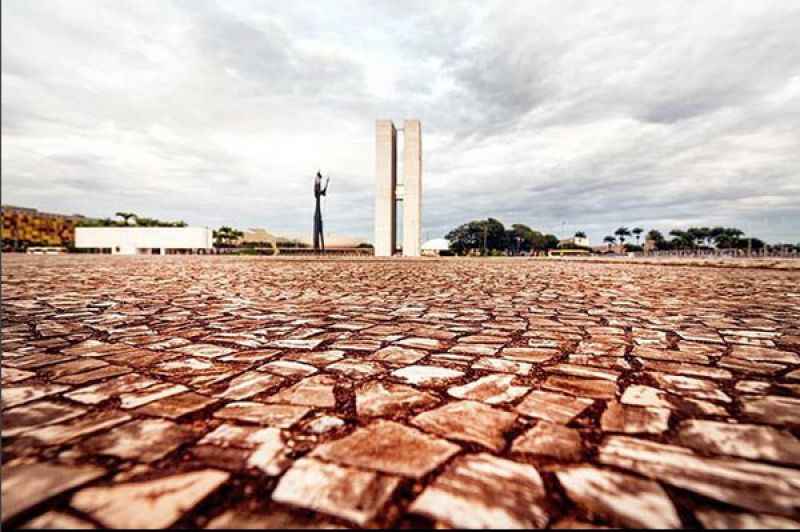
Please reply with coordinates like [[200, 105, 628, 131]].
[[3, 1, 799, 245]]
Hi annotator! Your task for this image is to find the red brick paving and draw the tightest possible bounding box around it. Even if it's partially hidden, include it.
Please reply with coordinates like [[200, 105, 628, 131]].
[[2, 255, 800, 528]]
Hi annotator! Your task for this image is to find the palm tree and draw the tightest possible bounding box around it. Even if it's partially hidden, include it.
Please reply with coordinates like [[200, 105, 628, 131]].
[[614, 227, 631, 245], [603, 235, 616, 250], [632, 227, 643, 245]]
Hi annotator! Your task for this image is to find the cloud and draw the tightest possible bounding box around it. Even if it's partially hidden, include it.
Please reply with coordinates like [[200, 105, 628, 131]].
[[2, 0, 799, 245]]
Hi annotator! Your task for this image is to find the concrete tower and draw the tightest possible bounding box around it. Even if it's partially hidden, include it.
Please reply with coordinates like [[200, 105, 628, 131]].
[[374, 119, 422, 257], [374, 120, 397, 257]]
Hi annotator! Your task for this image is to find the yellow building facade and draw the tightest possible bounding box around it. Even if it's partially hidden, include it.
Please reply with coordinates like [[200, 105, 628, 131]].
[[1, 205, 86, 249]]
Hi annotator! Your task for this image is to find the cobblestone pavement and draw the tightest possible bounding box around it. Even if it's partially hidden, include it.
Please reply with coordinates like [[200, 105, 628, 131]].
[[3, 255, 800, 529]]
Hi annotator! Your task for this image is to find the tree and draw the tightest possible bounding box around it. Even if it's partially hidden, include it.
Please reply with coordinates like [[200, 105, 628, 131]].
[[687, 227, 710, 248], [213, 226, 244, 248], [115, 212, 137, 225], [632, 227, 643, 245], [713, 227, 744, 249], [614, 227, 631, 245], [603, 235, 616, 250], [446, 219, 506, 255], [542, 234, 560, 250], [574, 231, 586, 239], [510, 224, 557, 253], [669, 229, 694, 249], [645, 229, 670, 250]]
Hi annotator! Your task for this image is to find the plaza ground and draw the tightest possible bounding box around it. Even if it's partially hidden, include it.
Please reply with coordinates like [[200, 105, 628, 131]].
[[2, 255, 800, 528]]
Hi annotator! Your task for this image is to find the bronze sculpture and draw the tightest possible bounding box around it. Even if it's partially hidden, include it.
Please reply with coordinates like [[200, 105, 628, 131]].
[[313, 171, 329, 252]]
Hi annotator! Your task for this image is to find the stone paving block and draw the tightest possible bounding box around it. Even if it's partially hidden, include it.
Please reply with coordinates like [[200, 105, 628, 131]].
[[472, 356, 531, 375], [515, 390, 594, 423], [119, 382, 189, 409], [447, 374, 529, 404], [212, 371, 284, 400], [3, 352, 76, 370], [600, 401, 671, 434], [281, 349, 344, 365], [730, 345, 800, 364], [2, 383, 70, 409], [543, 376, 617, 400], [258, 360, 317, 378], [648, 372, 731, 403], [218, 348, 282, 363], [265, 374, 338, 407], [269, 338, 324, 350], [390, 364, 464, 386], [1, 367, 35, 384], [312, 420, 460, 478], [64, 373, 159, 405], [22, 511, 98, 529], [205, 508, 342, 529], [411, 400, 517, 452], [213, 401, 310, 428], [512, 421, 583, 460], [80, 418, 196, 462], [356, 380, 439, 417], [174, 343, 236, 359], [676, 419, 800, 464], [1, 463, 105, 523], [547, 363, 621, 382], [53, 364, 133, 385], [694, 508, 800, 529], [134, 392, 217, 419], [741, 395, 800, 425], [597, 435, 800, 517], [395, 337, 444, 350], [71, 469, 229, 529], [633, 346, 709, 364], [37, 358, 108, 379], [448, 343, 500, 356], [272, 457, 400, 526], [409, 453, 549, 528], [367, 345, 427, 365], [635, 358, 732, 380], [555, 466, 680, 528], [619, 384, 673, 409], [3, 400, 86, 437], [720, 356, 785, 376], [500, 346, 559, 363], [245, 427, 293, 475], [325, 359, 386, 380], [24, 411, 132, 446]]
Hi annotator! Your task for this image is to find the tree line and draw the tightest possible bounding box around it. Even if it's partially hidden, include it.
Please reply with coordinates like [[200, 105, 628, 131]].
[[445, 218, 561, 255], [603, 226, 772, 251], [77, 212, 188, 228]]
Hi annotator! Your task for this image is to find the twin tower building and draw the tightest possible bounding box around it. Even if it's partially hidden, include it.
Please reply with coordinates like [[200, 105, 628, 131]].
[[375, 119, 422, 257]]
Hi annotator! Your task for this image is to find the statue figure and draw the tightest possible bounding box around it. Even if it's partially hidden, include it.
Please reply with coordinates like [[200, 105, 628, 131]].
[[313, 171, 329, 251]]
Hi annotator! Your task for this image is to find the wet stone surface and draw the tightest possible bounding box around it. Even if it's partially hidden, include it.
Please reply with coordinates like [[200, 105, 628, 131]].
[[2, 255, 800, 528]]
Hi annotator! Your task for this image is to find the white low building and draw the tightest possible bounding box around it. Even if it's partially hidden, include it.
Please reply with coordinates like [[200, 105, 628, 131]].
[[421, 238, 451, 256], [75, 227, 213, 255]]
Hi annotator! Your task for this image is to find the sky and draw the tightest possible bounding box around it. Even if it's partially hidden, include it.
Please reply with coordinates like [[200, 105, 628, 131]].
[[2, 0, 799, 245]]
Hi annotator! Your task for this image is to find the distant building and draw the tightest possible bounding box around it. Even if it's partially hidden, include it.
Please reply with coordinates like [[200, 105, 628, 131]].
[[421, 238, 451, 256], [559, 236, 590, 248], [1, 205, 87, 250], [549, 248, 591, 257], [75, 227, 213, 255]]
